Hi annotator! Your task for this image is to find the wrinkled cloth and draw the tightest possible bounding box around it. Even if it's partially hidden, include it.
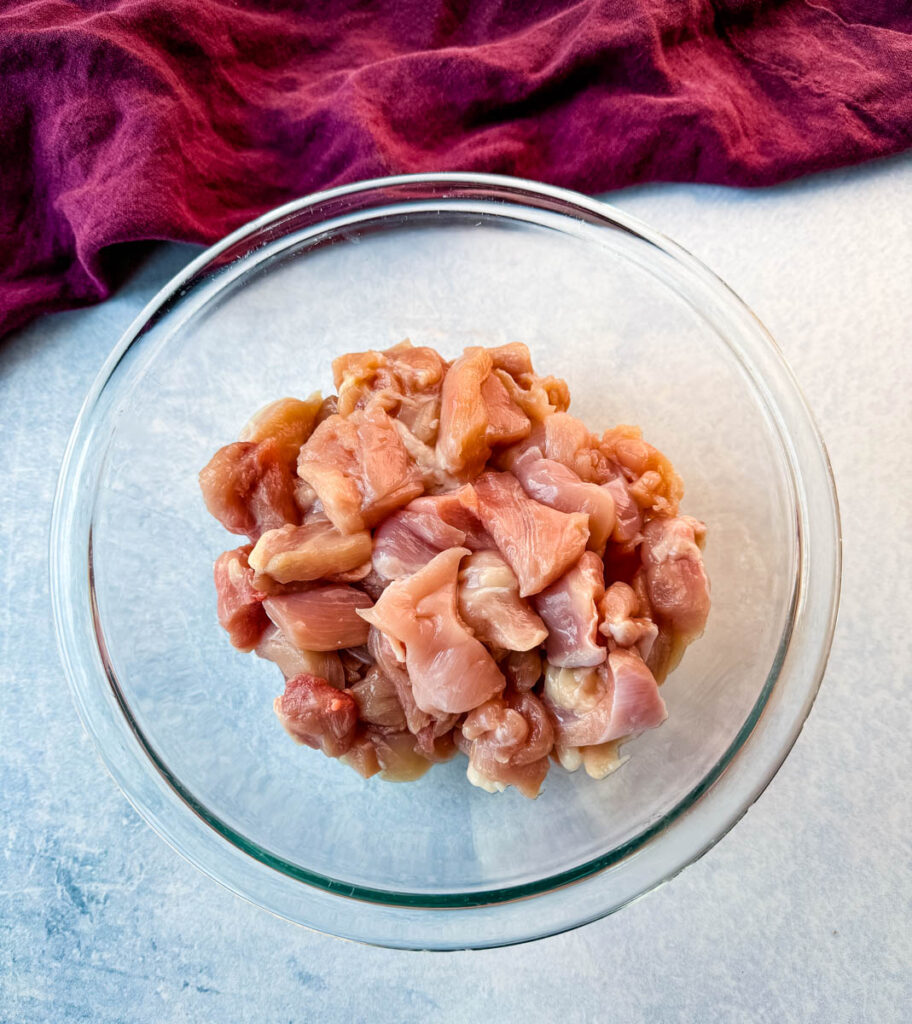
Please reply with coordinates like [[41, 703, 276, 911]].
[[1, 0, 911, 338]]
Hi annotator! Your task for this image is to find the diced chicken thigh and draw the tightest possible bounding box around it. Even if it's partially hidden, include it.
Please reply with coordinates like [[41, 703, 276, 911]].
[[213, 546, 268, 651], [459, 690, 555, 798], [248, 517, 372, 584], [199, 439, 299, 540], [473, 471, 589, 597], [238, 394, 323, 464], [534, 551, 606, 668], [641, 515, 711, 641], [358, 547, 506, 716], [512, 452, 616, 553], [457, 550, 548, 651], [297, 407, 424, 534], [543, 649, 666, 747], [255, 623, 345, 688], [273, 674, 358, 756], [264, 585, 373, 651]]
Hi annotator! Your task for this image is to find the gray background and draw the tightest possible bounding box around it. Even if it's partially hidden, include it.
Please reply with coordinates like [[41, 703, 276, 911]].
[[2, 153, 910, 1023]]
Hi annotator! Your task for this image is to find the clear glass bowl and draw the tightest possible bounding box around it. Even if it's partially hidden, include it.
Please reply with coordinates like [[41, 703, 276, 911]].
[[51, 174, 840, 949]]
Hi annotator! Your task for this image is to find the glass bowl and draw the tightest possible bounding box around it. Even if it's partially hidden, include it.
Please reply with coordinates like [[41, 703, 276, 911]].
[[51, 174, 840, 950]]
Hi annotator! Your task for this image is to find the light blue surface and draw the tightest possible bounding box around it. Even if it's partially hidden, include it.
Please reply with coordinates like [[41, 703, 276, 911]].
[[2, 156, 910, 1023]]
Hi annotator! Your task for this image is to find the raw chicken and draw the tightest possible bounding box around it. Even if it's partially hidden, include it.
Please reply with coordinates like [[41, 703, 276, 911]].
[[367, 626, 429, 735], [372, 487, 491, 581], [264, 586, 373, 651], [490, 343, 570, 423], [534, 551, 606, 668], [480, 371, 531, 446], [500, 649, 544, 692], [641, 515, 711, 641], [473, 471, 589, 597], [333, 341, 448, 444], [349, 666, 409, 731], [358, 547, 506, 716], [600, 425, 683, 516], [199, 439, 299, 540], [459, 690, 554, 798], [512, 452, 616, 554], [371, 511, 441, 580], [436, 347, 493, 477], [213, 546, 268, 651], [254, 623, 346, 688], [435, 346, 533, 478], [543, 649, 666, 747], [602, 475, 643, 547], [297, 407, 424, 534], [273, 674, 358, 756], [457, 550, 548, 651], [598, 581, 659, 662], [341, 728, 433, 782], [248, 518, 372, 584], [238, 394, 323, 464], [201, 339, 709, 797]]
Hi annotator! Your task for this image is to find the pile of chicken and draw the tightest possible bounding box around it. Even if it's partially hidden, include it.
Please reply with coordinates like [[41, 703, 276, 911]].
[[199, 341, 710, 798]]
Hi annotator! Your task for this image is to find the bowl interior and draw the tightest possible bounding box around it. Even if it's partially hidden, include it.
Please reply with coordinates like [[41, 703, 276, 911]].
[[87, 203, 796, 898]]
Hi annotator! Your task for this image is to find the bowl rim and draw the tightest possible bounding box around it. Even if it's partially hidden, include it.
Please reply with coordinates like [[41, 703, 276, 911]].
[[50, 171, 842, 948]]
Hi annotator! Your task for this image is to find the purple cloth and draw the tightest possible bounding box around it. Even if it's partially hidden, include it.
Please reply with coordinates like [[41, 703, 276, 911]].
[[2, 0, 911, 337]]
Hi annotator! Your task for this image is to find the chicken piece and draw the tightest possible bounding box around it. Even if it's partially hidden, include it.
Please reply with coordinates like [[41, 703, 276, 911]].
[[543, 412, 591, 470], [255, 623, 345, 688], [414, 720, 460, 761], [264, 586, 372, 651], [602, 475, 643, 548], [435, 347, 494, 476], [480, 371, 531, 446], [199, 439, 299, 540], [315, 395, 338, 424], [248, 518, 372, 584], [512, 453, 616, 554], [484, 341, 531, 375], [341, 728, 433, 782], [213, 546, 268, 651], [349, 666, 408, 731], [553, 740, 628, 780], [333, 341, 448, 444], [473, 471, 589, 598], [273, 674, 358, 756], [367, 627, 429, 734], [297, 407, 424, 534], [371, 512, 441, 580], [500, 649, 543, 692], [339, 730, 382, 779], [370, 730, 433, 782], [600, 425, 683, 516], [534, 551, 606, 668], [238, 394, 323, 464], [459, 691, 554, 798], [643, 625, 687, 686], [457, 550, 548, 651], [371, 487, 491, 582], [490, 343, 570, 423], [406, 488, 493, 550], [391, 420, 461, 494], [543, 649, 666, 747], [641, 516, 711, 642], [435, 345, 534, 476], [598, 581, 659, 662], [358, 547, 505, 716]]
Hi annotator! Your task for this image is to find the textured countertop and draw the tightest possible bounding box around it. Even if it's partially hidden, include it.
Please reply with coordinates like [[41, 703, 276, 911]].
[[2, 154, 910, 1023]]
